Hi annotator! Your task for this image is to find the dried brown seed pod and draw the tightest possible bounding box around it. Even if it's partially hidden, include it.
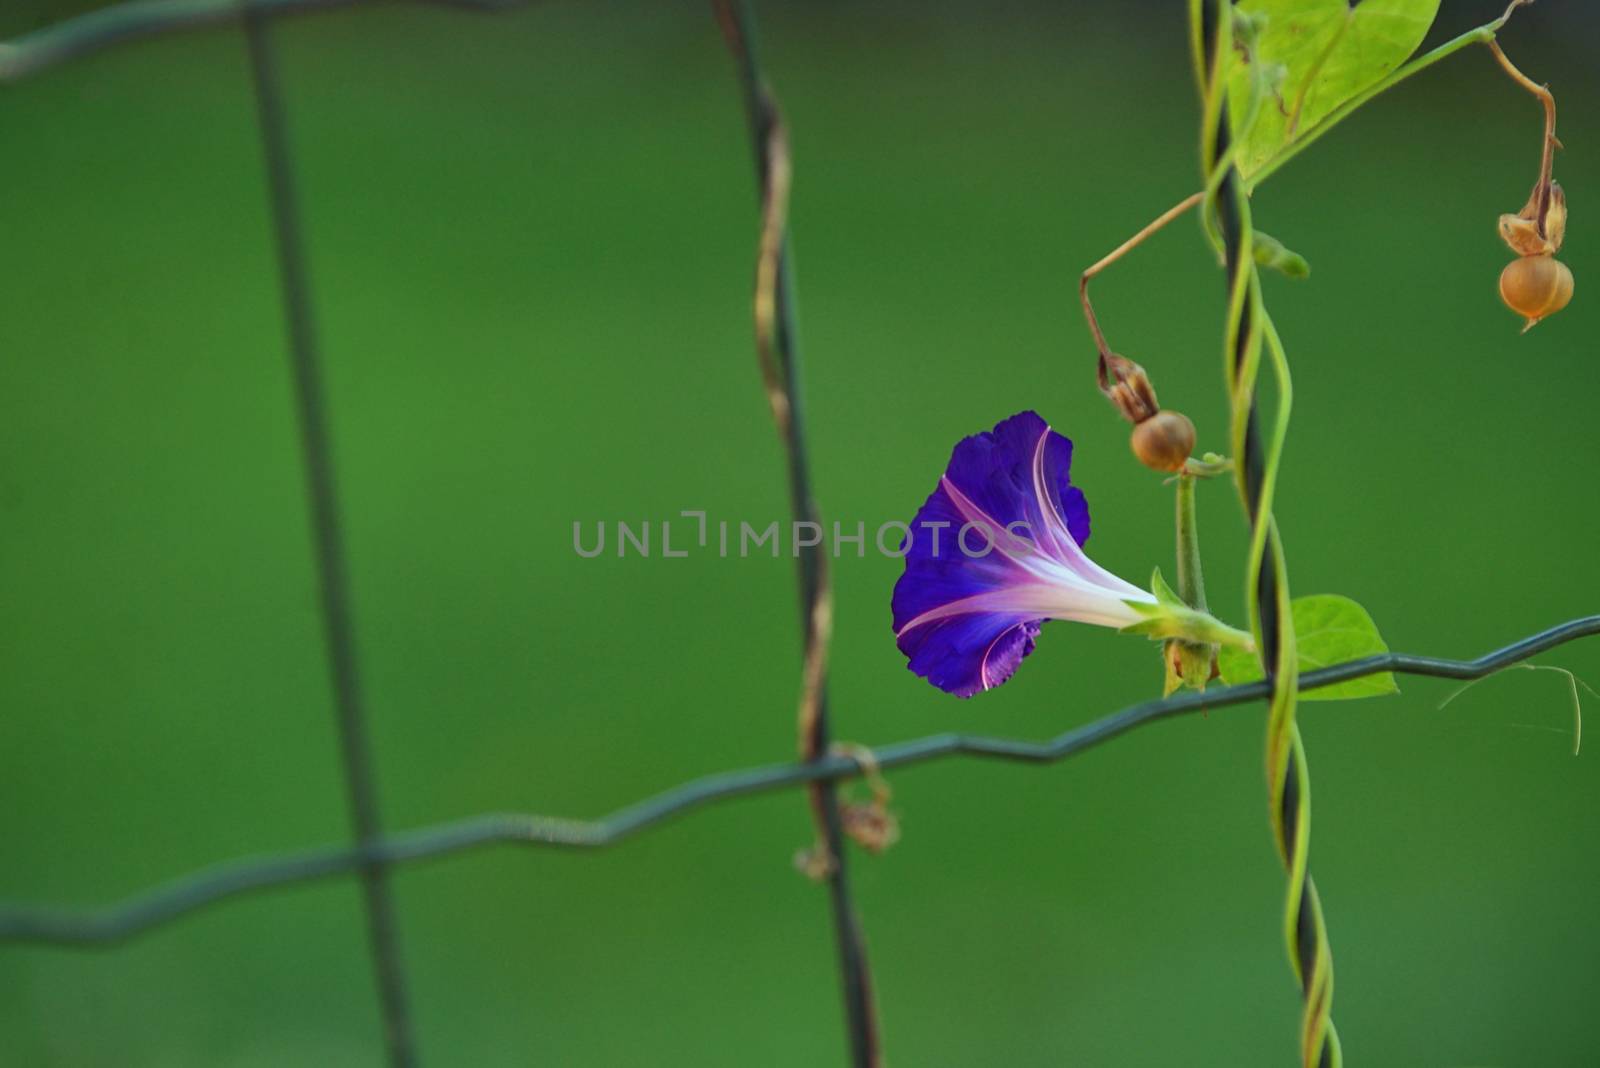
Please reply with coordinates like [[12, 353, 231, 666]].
[[1499, 253, 1573, 331], [1130, 410, 1196, 473]]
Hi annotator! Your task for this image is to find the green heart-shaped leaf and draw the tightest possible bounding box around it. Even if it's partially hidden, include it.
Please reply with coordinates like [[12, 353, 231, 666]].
[[1229, 0, 1441, 182], [1218, 594, 1399, 700]]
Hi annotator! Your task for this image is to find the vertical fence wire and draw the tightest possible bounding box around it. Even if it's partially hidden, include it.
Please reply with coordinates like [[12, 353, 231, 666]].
[[1201, 3, 1339, 1065], [712, 2, 881, 1064], [241, 10, 416, 1066]]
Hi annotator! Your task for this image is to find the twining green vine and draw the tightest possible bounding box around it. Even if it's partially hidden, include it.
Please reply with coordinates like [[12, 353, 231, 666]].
[[1201, 5, 1335, 1061], [1205, 2, 1569, 1064], [1082, 1, 1566, 1063]]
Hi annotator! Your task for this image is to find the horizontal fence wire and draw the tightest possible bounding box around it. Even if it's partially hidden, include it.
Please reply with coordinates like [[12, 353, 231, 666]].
[[2, 615, 1597, 947], [0, 0, 533, 84]]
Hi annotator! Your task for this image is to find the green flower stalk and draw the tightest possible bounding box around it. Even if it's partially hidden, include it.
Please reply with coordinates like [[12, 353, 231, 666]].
[[1165, 473, 1219, 695]]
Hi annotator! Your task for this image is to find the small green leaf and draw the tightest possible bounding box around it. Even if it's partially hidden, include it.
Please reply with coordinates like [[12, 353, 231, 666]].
[[1217, 594, 1398, 700], [1228, 0, 1441, 182]]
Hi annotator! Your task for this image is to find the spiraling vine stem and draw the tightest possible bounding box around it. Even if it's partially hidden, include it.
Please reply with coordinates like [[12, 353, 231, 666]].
[[1197, 4, 1337, 1066], [713, 3, 881, 1065]]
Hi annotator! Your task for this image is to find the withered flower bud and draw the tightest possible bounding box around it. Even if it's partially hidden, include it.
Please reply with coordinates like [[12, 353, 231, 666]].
[[1500, 179, 1567, 257], [1099, 352, 1160, 424]]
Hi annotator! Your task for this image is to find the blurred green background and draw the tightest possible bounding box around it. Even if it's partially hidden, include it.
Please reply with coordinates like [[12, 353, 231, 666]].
[[2, 1, 1597, 1064]]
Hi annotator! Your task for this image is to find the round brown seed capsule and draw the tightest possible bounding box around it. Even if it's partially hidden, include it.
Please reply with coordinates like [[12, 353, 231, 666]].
[[1130, 410, 1196, 473], [1499, 253, 1573, 331]]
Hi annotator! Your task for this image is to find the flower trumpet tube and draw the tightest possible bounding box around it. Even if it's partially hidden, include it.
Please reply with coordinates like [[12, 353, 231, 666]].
[[891, 411, 1251, 697]]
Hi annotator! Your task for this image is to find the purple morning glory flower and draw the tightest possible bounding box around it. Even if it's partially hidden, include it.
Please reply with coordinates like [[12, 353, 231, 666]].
[[891, 410, 1157, 697]]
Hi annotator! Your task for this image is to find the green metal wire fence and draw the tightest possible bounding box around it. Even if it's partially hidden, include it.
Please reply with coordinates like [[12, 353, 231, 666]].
[[1, 3, 1597, 1067]]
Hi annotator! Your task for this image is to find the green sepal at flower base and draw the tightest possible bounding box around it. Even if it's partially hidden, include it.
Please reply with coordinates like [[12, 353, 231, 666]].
[[1122, 569, 1256, 653]]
